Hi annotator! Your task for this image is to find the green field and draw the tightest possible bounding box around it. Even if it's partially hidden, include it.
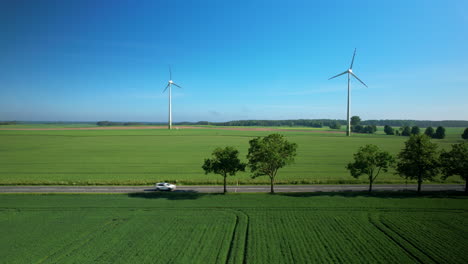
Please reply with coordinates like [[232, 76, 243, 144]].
[[0, 127, 465, 185], [0, 192, 466, 263]]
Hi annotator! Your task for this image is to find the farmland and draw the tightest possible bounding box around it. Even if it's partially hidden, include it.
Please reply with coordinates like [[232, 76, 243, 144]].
[[0, 126, 465, 185], [0, 192, 467, 263]]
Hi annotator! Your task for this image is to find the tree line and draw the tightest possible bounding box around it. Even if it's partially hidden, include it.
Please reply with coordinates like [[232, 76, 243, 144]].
[[347, 135, 467, 193], [96, 121, 146, 126], [202, 133, 468, 194], [178, 119, 468, 128], [0, 121, 19, 125], [384, 125, 448, 139], [361, 119, 468, 127]]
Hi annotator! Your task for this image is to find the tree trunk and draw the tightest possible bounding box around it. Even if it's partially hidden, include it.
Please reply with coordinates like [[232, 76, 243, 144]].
[[270, 177, 275, 194], [417, 179, 422, 193], [369, 180, 373, 192], [465, 179, 467, 194], [223, 175, 227, 194]]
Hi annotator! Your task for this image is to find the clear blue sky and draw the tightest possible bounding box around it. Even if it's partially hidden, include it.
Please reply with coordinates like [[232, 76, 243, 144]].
[[1, 0, 467, 122]]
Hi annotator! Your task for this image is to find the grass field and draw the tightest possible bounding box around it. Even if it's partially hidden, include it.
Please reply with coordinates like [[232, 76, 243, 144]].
[[0, 192, 467, 263], [0, 127, 466, 185]]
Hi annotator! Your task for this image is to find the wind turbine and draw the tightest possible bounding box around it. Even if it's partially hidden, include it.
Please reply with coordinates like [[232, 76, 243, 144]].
[[328, 48, 368, 136], [163, 66, 182, 130]]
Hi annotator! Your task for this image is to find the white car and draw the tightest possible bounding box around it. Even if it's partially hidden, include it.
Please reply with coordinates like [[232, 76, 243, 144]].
[[155, 182, 176, 191]]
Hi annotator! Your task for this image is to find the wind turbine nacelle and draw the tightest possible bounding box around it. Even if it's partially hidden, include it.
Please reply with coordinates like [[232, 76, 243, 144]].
[[348, 69, 353, 73], [169, 80, 173, 84]]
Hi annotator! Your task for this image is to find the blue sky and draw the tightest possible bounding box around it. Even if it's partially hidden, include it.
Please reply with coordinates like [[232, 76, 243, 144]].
[[1, 0, 467, 122]]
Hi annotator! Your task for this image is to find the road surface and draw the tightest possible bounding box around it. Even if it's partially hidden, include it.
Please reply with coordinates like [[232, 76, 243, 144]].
[[0, 184, 464, 193]]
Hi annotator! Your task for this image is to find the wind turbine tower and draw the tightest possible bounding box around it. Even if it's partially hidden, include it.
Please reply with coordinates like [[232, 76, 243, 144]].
[[163, 66, 182, 130], [328, 49, 368, 136]]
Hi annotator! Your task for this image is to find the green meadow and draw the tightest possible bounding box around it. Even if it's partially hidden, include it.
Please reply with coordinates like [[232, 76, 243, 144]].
[[1, 192, 467, 263], [0, 127, 465, 185]]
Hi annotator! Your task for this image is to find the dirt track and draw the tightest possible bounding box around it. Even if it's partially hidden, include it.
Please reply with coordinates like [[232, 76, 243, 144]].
[[0, 126, 343, 133]]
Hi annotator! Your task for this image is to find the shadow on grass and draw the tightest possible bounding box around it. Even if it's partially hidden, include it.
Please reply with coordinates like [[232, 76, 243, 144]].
[[128, 190, 224, 200], [277, 191, 467, 199]]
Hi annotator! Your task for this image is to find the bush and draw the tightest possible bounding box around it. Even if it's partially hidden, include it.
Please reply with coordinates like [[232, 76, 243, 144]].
[[401, 126, 411, 136], [329, 121, 341, 129], [462, 128, 468, 140], [410, 126, 420, 135], [424, 127, 435, 138], [384, 125, 394, 135], [352, 125, 376, 134], [433, 126, 446, 139]]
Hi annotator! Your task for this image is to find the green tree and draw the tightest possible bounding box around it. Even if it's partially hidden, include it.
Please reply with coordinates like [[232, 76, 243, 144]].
[[346, 145, 394, 192], [401, 126, 411, 136], [353, 124, 363, 133], [440, 142, 468, 193], [384, 125, 394, 135], [202, 146, 246, 193], [365, 125, 377, 134], [329, 121, 341, 130], [410, 126, 420, 135], [461, 128, 468, 140], [433, 126, 446, 139], [424, 127, 435, 138], [351, 116, 361, 126], [247, 134, 297, 193], [396, 134, 439, 192]]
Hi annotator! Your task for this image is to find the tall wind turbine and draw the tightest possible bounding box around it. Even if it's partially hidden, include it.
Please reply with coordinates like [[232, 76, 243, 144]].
[[163, 66, 182, 130], [328, 49, 368, 136]]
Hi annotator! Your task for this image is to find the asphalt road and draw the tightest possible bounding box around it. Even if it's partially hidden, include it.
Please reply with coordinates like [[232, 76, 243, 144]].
[[0, 184, 464, 193]]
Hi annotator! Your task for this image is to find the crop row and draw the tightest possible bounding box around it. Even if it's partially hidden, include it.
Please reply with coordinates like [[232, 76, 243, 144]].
[[379, 212, 467, 264], [1, 209, 238, 263], [244, 209, 418, 263], [1, 196, 467, 264]]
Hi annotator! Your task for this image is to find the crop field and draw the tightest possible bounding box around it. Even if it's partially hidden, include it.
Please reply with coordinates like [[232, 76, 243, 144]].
[[0, 192, 467, 263], [0, 126, 465, 185]]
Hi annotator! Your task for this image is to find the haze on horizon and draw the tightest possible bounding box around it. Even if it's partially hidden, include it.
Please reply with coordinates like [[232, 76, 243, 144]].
[[1, 0, 467, 122]]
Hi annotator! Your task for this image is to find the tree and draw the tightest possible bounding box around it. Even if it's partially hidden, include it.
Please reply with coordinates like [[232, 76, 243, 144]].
[[351, 116, 361, 126], [461, 128, 468, 140], [396, 134, 439, 192], [384, 125, 394, 135], [395, 130, 400, 136], [433, 126, 446, 139], [424, 127, 435, 138], [410, 126, 420, 135], [352, 125, 363, 133], [346, 144, 394, 192], [440, 142, 468, 193], [365, 125, 377, 134], [401, 126, 411, 136], [247, 134, 297, 193], [329, 121, 341, 130], [202, 146, 246, 193]]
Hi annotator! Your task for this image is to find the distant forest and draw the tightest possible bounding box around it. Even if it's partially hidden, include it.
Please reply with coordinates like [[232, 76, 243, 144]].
[[2, 119, 468, 128], [177, 119, 468, 128]]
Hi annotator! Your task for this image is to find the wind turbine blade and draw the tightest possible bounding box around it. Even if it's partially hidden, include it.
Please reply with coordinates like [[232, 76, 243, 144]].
[[328, 70, 348, 80], [172, 83, 182, 88], [163, 83, 170, 93], [350, 48, 356, 69], [169, 65, 172, 80], [350, 72, 368, 87]]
